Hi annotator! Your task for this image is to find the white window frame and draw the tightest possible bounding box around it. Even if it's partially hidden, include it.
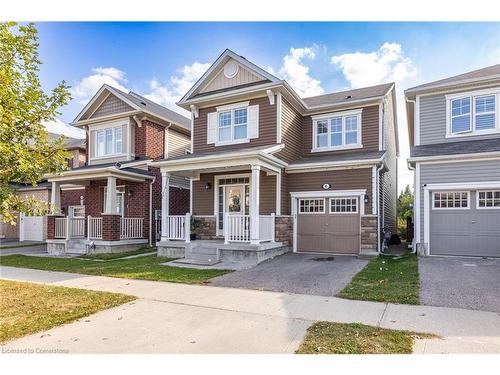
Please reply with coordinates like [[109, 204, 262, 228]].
[[446, 88, 500, 138], [329, 197, 358, 214], [432, 191, 470, 210], [94, 125, 124, 158], [298, 198, 326, 214], [215, 102, 249, 146], [476, 190, 500, 210], [311, 109, 362, 152]]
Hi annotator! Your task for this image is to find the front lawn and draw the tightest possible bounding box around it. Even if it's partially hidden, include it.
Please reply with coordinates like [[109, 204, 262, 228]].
[[78, 247, 156, 260], [0, 279, 135, 344], [337, 252, 419, 305], [0, 255, 230, 284], [296, 321, 434, 354]]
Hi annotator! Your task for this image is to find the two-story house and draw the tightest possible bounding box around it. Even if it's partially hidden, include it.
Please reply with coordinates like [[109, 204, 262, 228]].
[[45, 84, 191, 255], [154, 49, 398, 266], [406, 64, 500, 258]]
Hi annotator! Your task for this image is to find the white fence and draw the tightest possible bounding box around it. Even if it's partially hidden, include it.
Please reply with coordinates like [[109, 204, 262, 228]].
[[120, 217, 143, 239], [164, 215, 187, 240], [87, 216, 102, 239], [259, 214, 275, 242], [224, 214, 251, 242], [69, 217, 85, 238], [55, 217, 67, 238]]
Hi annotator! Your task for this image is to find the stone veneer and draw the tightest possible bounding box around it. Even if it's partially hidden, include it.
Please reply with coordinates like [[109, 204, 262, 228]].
[[360, 215, 378, 254], [193, 216, 217, 240], [275, 215, 293, 246]]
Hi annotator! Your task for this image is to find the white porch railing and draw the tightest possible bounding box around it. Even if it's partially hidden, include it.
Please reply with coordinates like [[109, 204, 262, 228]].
[[164, 215, 187, 240], [55, 217, 67, 238], [69, 217, 85, 238], [87, 216, 102, 240], [224, 214, 251, 243], [259, 213, 275, 242], [120, 217, 143, 239]]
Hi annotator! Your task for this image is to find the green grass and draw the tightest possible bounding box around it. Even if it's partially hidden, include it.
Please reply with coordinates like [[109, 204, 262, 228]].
[[78, 247, 156, 260], [0, 279, 135, 344], [296, 322, 435, 354], [0, 254, 231, 284], [337, 252, 419, 305]]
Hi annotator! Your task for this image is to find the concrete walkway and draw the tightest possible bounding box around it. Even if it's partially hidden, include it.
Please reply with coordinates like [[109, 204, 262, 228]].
[[1, 266, 500, 354]]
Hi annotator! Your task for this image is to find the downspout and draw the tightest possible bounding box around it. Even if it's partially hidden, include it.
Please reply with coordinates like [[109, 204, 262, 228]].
[[407, 162, 417, 253], [376, 163, 384, 253], [149, 176, 156, 247]]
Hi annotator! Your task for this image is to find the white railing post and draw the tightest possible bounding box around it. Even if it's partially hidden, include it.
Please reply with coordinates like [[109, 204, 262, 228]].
[[65, 217, 70, 240], [224, 213, 229, 244], [87, 216, 91, 240], [250, 165, 260, 245], [185, 213, 191, 243], [271, 212, 276, 242]]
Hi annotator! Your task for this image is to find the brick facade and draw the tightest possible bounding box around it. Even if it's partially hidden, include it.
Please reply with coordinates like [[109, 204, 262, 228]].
[[61, 188, 85, 216], [275, 215, 293, 246], [360, 215, 378, 253], [102, 214, 120, 241], [135, 120, 164, 159], [46, 215, 60, 240]]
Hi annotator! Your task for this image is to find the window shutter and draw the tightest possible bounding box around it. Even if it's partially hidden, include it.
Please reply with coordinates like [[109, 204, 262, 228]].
[[248, 104, 259, 139], [207, 112, 217, 144]]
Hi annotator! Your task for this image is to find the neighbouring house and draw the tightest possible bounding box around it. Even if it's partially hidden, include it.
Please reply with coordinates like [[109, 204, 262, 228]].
[[153, 49, 398, 265], [0, 136, 85, 243], [406, 63, 500, 258], [44, 85, 191, 255]]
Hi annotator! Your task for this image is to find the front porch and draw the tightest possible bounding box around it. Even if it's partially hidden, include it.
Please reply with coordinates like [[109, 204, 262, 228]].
[[46, 164, 154, 255]]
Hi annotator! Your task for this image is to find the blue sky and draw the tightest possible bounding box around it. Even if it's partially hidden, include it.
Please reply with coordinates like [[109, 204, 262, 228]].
[[36, 22, 500, 190]]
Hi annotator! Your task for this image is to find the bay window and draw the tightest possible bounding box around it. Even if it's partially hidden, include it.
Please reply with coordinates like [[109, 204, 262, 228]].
[[313, 110, 361, 151], [95, 126, 123, 157]]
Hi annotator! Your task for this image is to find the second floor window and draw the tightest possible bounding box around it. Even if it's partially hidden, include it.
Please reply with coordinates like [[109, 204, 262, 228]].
[[96, 126, 122, 157], [218, 108, 248, 143], [313, 110, 361, 151], [449, 91, 497, 136]]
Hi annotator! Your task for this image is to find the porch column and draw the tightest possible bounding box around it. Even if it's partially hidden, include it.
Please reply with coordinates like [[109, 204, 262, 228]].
[[250, 165, 260, 244], [160, 172, 170, 241], [51, 181, 61, 214], [104, 176, 117, 214]]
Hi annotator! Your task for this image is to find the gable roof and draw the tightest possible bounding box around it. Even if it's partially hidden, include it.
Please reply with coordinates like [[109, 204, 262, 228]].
[[72, 84, 190, 130], [178, 49, 280, 104], [303, 83, 394, 108], [406, 63, 500, 95]]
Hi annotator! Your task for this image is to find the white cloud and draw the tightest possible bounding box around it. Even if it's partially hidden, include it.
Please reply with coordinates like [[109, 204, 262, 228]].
[[331, 42, 416, 88], [144, 62, 211, 116], [277, 47, 324, 97], [43, 118, 85, 139], [71, 67, 128, 105]]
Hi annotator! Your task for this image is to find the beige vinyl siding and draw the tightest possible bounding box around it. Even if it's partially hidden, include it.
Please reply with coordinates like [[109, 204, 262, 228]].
[[166, 128, 191, 158], [260, 171, 276, 214], [199, 63, 264, 94], [89, 94, 134, 119]]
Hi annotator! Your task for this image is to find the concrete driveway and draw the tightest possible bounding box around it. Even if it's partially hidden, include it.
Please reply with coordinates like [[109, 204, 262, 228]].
[[0, 242, 47, 256], [419, 257, 500, 313], [209, 252, 368, 296]]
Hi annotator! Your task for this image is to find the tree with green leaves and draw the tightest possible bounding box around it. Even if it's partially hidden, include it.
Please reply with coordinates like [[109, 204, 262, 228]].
[[397, 184, 414, 238], [0, 22, 71, 224]]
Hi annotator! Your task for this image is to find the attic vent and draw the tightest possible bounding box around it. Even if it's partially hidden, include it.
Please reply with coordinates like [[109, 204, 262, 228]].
[[140, 101, 147, 106], [346, 95, 352, 99]]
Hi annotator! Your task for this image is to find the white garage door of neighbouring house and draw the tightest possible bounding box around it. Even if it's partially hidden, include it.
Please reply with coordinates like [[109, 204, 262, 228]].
[[20, 214, 44, 241]]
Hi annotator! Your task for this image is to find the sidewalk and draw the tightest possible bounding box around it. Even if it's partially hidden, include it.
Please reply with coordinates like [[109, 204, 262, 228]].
[[1, 266, 500, 353]]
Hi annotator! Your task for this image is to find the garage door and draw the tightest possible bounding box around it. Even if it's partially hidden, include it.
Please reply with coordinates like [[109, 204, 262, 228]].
[[430, 190, 500, 257], [296, 197, 360, 254], [21, 215, 44, 241]]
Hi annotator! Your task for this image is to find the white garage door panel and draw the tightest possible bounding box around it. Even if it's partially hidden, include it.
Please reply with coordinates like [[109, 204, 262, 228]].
[[22, 216, 44, 241]]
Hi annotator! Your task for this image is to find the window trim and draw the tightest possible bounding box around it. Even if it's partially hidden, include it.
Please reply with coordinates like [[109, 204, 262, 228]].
[[432, 191, 470, 210], [476, 190, 500, 210], [311, 109, 363, 152], [103, 186, 125, 217], [298, 198, 326, 214], [94, 125, 124, 158], [446, 89, 500, 138], [329, 197, 359, 214], [215, 101, 250, 146]]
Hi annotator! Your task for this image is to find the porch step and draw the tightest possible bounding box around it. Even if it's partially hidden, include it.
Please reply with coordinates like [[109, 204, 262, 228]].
[[185, 249, 219, 262], [172, 257, 220, 266]]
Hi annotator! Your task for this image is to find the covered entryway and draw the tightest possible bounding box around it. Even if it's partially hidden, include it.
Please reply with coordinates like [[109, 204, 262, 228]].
[[293, 192, 364, 254], [20, 214, 44, 241], [429, 190, 500, 257]]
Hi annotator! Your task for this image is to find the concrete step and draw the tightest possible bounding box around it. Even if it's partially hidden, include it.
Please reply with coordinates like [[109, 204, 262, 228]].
[[172, 257, 220, 266], [185, 251, 219, 262]]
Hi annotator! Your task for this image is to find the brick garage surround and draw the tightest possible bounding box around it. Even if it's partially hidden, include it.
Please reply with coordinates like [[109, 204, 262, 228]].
[[275, 215, 293, 246], [360, 215, 378, 253]]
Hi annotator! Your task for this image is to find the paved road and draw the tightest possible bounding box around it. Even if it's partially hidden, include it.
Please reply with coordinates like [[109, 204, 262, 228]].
[[420, 257, 500, 313], [209, 253, 367, 296], [1, 266, 500, 354]]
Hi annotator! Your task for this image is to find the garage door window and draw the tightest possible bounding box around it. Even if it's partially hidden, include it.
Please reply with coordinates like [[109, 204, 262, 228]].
[[330, 198, 358, 214], [299, 199, 325, 214], [433, 191, 469, 209], [477, 191, 500, 208]]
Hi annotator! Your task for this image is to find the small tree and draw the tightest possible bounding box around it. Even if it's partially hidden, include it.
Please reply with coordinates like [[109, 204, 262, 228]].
[[397, 184, 413, 238], [0, 22, 71, 224]]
